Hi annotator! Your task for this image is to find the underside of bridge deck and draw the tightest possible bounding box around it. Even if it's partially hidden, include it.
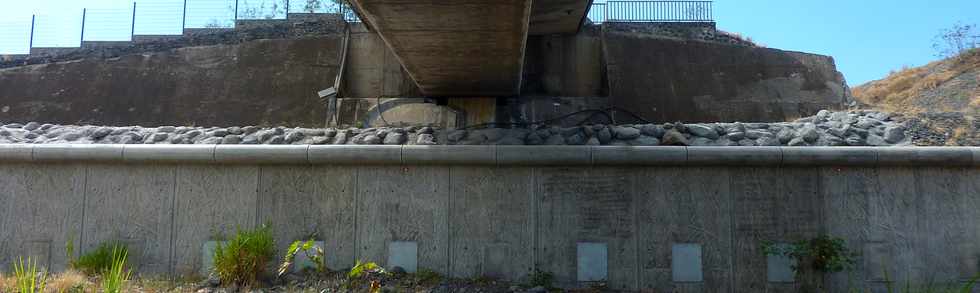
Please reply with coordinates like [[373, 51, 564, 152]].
[[348, 0, 591, 97]]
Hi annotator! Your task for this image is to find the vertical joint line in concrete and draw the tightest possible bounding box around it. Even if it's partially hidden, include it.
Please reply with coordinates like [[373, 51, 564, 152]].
[[631, 169, 640, 289], [353, 167, 359, 263], [168, 166, 178, 277], [446, 166, 452, 275], [79, 165, 90, 263], [306, 145, 312, 165], [530, 167, 538, 272], [728, 166, 736, 293], [255, 166, 262, 228]]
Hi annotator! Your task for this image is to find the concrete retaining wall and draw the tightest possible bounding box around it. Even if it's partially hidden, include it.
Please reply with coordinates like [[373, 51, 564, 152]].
[[1, 145, 978, 291]]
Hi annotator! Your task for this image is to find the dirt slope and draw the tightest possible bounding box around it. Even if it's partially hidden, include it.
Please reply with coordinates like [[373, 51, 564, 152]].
[[852, 49, 979, 146]]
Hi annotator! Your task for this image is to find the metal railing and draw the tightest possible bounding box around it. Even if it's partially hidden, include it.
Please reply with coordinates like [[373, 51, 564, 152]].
[[590, 1, 713, 23], [0, 0, 361, 55]]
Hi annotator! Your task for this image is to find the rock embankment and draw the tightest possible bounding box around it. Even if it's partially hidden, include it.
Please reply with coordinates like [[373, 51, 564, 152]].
[[0, 110, 916, 146]]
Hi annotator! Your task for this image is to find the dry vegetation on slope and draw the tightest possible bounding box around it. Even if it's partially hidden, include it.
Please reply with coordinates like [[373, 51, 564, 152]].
[[853, 48, 979, 114], [852, 49, 980, 146]]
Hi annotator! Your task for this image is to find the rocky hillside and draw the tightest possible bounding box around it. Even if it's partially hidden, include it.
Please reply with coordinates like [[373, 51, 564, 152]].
[[852, 49, 979, 146]]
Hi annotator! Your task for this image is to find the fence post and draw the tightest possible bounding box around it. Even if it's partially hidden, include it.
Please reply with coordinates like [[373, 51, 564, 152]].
[[29, 15, 36, 50], [182, 0, 187, 31], [131, 2, 137, 40], [80, 8, 87, 45]]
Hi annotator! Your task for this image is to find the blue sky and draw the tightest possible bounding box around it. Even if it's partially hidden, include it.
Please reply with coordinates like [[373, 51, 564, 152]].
[[2, 0, 978, 85], [714, 0, 978, 85]]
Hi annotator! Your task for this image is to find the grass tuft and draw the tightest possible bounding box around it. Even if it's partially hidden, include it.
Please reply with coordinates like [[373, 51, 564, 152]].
[[213, 225, 276, 287], [101, 246, 131, 293], [72, 242, 128, 276], [12, 257, 47, 293]]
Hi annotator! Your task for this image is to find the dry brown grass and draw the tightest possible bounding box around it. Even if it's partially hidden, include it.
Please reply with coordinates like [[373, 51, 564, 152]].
[[0, 272, 16, 292], [46, 270, 93, 293], [853, 48, 980, 113]]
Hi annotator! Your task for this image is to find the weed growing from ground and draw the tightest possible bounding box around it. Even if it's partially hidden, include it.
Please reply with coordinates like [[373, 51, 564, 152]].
[[100, 246, 131, 293], [12, 257, 47, 293], [278, 238, 327, 277], [762, 235, 857, 276], [524, 268, 555, 289], [213, 225, 276, 287], [72, 241, 128, 276]]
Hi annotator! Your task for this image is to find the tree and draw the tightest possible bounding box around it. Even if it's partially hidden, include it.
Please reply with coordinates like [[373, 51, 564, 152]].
[[933, 23, 979, 58]]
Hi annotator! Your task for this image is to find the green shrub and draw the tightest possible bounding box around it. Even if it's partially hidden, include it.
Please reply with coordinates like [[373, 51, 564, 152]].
[[12, 256, 47, 293], [413, 268, 442, 287], [213, 225, 276, 287], [278, 239, 326, 277], [348, 260, 384, 279], [100, 247, 131, 293], [525, 269, 554, 289], [72, 242, 128, 276], [762, 235, 857, 276]]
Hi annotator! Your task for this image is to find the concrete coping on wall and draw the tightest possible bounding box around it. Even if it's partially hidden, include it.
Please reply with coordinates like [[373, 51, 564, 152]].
[[0, 144, 977, 167]]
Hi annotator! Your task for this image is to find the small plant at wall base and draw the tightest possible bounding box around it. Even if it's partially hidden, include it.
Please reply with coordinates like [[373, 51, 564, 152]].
[[71, 242, 129, 276], [100, 246, 131, 293], [213, 225, 276, 287], [762, 235, 857, 289], [523, 269, 555, 290], [278, 238, 327, 277], [345, 260, 386, 291], [12, 257, 47, 293]]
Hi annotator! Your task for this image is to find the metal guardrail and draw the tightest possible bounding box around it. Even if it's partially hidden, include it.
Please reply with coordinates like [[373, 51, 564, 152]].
[[590, 1, 714, 23], [0, 0, 360, 55]]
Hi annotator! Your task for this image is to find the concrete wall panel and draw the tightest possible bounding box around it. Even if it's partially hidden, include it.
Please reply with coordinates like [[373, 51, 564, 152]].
[[355, 166, 450, 273], [635, 167, 733, 292], [821, 167, 876, 291], [914, 167, 977, 283], [0, 164, 86, 271], [535, 168, 636, 290], [257, 166, 357, 271], [449, 167, 533, 280], [733, 167, 822, 292], [171, 165, 258, 276], [82, 165, 175, 274]]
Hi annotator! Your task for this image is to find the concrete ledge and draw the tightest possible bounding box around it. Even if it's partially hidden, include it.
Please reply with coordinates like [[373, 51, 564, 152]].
[[402, 145, 495, 165], [877, 147, 975, 167], [973, 148, 980, 167], [687, 147, 782, 166], [0, 144, 34, 162], [496, 146, 592, 166], [214, 145, 309, 164], [33, 144, 124, 162], [0, 144, 977, 167], [782, 147, 878, 166], [592, 146, 687, 166], [123, 145, 216, 163], [309, 145, 401, 165]]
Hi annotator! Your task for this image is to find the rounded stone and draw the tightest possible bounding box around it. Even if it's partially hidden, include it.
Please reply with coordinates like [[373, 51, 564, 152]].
[[285, 131, 306, 143], [151, 133, 169, 142], [383, 133, 406, 145], [362, 135, 382, 145], [23, 122, 40, 131], [222, 135, 242, 144], [613, 126, 641, 140]]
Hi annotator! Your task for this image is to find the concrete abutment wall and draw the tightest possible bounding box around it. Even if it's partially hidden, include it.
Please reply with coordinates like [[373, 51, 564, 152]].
[[1, 146, 978, 291]]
